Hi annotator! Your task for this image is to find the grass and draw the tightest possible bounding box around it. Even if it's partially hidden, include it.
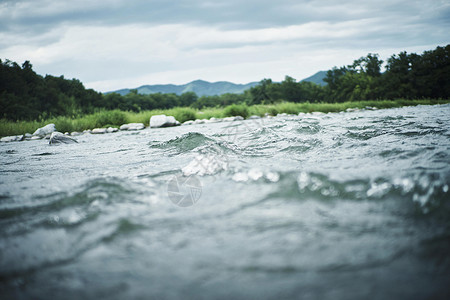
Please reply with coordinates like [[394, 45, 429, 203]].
[[1, 99, 449, 137]]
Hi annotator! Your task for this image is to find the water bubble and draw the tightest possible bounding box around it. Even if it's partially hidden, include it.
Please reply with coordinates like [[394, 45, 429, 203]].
[[182, 154, 228, 176], [393, 177, 414, 194], [265, 171, 280, 183], [248, 169, 263, 181], [366, 182, 392, 198], [297, 172, 310, 190], [232, 172, 248, 182]]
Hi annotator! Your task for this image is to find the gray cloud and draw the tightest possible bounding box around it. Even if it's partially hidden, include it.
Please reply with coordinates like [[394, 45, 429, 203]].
[[1, 0, 449, 91], [3, 0, 447, 29]]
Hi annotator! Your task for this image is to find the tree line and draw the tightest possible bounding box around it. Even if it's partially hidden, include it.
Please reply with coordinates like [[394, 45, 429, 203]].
[[1, 45, 448, 121]]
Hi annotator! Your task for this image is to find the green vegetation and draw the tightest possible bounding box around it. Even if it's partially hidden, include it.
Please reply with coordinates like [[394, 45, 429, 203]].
[[1, 99, 448, 137], [223, 104, 249, 118], [1, 45, 449, 123], [1, 44, 449, 137]]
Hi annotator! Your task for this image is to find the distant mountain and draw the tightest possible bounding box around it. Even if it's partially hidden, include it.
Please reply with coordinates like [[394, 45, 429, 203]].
[[108, 72, 328, 96], [300, 71, 327, 86], [109, 80, 259, 96]]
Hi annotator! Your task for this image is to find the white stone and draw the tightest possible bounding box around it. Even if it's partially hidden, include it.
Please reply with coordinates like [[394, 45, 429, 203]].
[[106, 127, 119, 133], [194, 119, 206, 124], [49, 132, 78, 144], [248, 115, 261, 119], [222, 117, 235, 122], [182, 120, 194, 125], [92, 128, 107, 134], [120, 123, 145, 130], [33, 124, 56, 137], [1, 135, 24, 142], [150, 115, 179, 128]]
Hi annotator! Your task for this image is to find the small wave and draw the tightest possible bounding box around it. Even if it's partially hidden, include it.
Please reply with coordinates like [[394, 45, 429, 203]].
[[149, 132, 212, 151], [345, 129, 387, 140], [247, 171, 450, 215], [149, 132, 236, 156], [32, 152, 54, 156], [3, 150, 18, 155], [0, 178, 147, 226], [102, 218, 145, 243], [295, 124, 322, 134]]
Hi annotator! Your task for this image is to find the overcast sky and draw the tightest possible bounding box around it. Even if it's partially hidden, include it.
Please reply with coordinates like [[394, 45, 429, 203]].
[[1, 0, 449, 92]]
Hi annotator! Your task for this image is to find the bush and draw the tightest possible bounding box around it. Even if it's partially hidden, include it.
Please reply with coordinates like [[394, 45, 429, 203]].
[[276, 102, 300, 114], [95, 110, 128, 127], [54, 117, 74, 133], [171, 107, 197, 123], [223, 104, 249, 118]]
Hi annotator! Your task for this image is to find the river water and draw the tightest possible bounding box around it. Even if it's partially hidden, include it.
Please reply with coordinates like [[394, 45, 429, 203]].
[[1, 104, 449, 299]]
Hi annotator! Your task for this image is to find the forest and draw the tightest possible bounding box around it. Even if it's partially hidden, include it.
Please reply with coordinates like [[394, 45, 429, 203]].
[[0, 45, 449, 121]]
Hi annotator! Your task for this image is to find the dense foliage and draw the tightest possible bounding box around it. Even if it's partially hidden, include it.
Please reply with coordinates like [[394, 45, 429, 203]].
[[249, 45, 449, 103], [1, 45, 448, 121]]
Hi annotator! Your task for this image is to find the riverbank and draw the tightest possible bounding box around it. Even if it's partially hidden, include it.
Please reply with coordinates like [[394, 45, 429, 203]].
[[1, 99, 448, 137]]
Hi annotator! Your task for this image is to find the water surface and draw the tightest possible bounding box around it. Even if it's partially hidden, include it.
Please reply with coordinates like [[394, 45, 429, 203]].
[[1, 104, 449, 299]]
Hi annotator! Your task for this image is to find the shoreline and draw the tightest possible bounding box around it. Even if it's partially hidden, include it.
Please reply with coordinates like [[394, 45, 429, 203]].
[[1, 99, 449, 138]]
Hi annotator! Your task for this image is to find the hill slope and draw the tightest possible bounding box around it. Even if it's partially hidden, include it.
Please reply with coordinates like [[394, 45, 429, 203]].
[[300, 71, 327, 86], [110, 80, 259, 96]]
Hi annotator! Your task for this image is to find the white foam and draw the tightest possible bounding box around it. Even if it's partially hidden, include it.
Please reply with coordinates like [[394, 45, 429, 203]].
[[182, 155, 228, 176]]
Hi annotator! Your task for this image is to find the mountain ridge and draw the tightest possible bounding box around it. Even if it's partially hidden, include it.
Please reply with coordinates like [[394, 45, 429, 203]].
[[108, 71, 327, 96]]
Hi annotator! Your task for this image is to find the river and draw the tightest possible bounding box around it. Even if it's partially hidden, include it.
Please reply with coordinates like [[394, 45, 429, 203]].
[[1, 104, 449, 299]]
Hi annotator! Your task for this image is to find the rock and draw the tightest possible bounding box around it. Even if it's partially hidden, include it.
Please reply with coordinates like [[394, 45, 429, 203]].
[[106, 127, 119, 133], [248, 115, 261, 120], [150, 115, 179, 128], [71, 132, 82, 136], [83, 129, 92, 134], [194, 119, 206, 124], [346, 108, 359, 112], [234, 116, 244, 121], [33, 124, 56, 137], [182, 120, 195, 125], [24, 133, 33, 139], [277, 113, 288, 117], [1, 135, 24, 142], [210, 117, 223, 123], [119, 123, 145, 131], [222, 117, 235, 122], [365, 106, 378, 110], [92, 128, 107, 134], [311, 111, 325, 115], [29, 136, 42, 140], [298, 112, 306, 116], [49, 132, 78, 145]]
